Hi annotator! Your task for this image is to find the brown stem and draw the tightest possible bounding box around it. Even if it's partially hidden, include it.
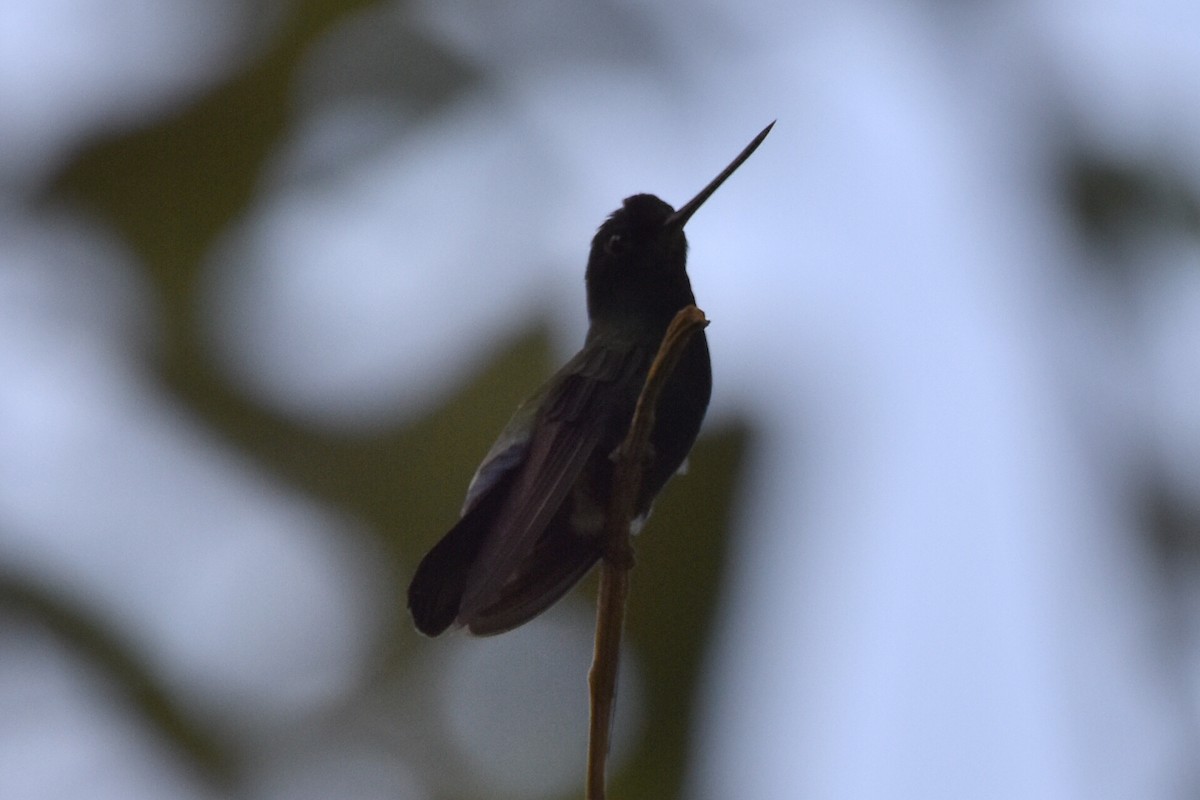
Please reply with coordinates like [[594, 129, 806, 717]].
[[585, 305, 710, 800]]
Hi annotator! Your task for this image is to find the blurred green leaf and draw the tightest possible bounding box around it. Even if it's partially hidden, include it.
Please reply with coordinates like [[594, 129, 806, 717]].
[[0, 569, 232, 787]]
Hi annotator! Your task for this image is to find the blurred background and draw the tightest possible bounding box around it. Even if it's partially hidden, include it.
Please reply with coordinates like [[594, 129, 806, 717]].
[[2, 1, 1199, 798]]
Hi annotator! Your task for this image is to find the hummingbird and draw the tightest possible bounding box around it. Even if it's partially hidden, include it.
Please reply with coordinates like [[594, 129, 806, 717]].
[[407, 123, 773, 636]]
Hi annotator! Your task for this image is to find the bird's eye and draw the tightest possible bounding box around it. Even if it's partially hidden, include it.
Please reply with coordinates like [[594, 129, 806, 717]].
[[604, 233, 627, 256]]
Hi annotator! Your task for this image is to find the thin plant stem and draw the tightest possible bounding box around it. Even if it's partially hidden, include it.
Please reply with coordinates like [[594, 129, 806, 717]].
[[585, 305, 710, 800]]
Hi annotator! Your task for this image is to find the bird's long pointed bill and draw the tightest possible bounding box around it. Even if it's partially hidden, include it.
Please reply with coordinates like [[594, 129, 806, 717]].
[[664, 121, 775, 229]]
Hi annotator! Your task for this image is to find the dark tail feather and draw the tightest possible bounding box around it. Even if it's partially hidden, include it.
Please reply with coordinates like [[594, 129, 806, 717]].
[[463, 525, 602, 636], [408, 485, 511, 636]]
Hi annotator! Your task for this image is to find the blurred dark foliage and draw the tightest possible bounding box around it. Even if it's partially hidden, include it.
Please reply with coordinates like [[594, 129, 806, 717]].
[[1064, 151, 1200, 553], [1067, 157, 1200, 248], [0, 567, 233, 784], [1065, 149, 1200, 764]]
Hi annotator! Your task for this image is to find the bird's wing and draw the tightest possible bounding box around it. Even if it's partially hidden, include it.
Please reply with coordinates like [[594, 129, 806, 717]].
[[454, 340, 649, 626], [463, 520, 604, 635]]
